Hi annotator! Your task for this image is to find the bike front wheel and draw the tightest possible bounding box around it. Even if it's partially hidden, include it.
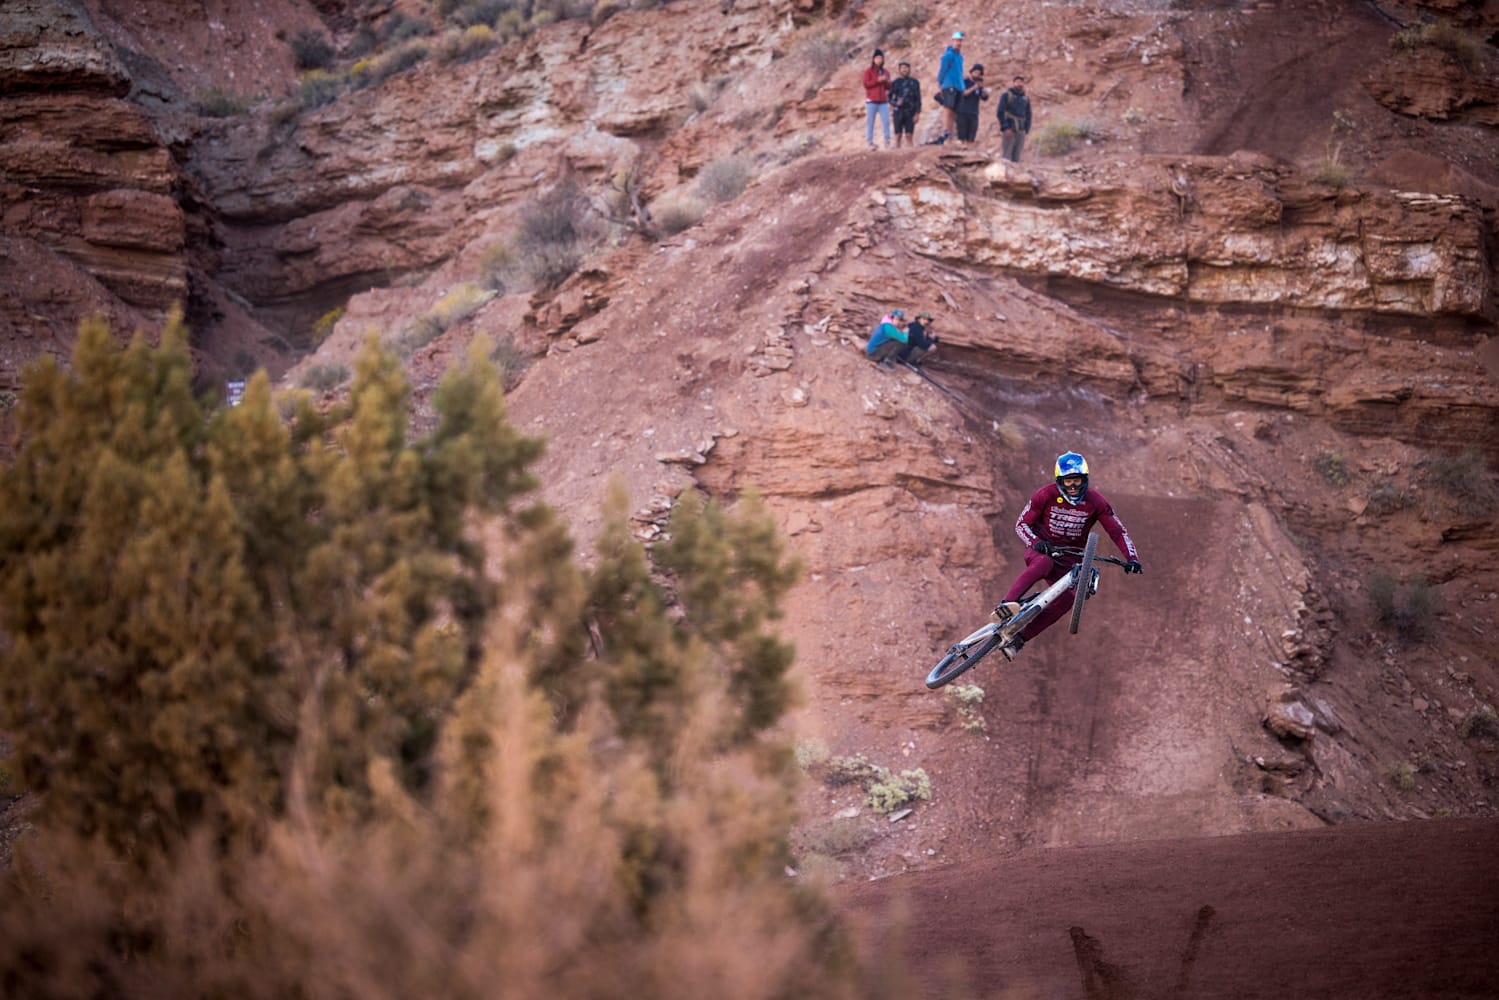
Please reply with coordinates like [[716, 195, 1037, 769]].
[[1068, 532, 1100, 635], [926, 633, 1002, 689]]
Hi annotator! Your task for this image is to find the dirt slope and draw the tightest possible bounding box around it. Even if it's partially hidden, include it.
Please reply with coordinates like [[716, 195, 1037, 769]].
[[841, 817, 1499, 999]]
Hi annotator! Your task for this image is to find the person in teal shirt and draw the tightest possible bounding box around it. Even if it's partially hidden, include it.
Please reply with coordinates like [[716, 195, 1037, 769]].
[[865, 310, 909, 365]]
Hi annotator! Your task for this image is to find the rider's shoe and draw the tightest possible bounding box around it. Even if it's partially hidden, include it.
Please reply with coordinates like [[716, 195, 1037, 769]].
[[990, 601, 1022, 625], [1000, 635, 1026, 661]]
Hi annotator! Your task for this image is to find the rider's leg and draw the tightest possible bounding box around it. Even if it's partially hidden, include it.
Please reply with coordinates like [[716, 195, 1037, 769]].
[[1019, 589, 1073, 641], [1000, 551, 1055, 605]]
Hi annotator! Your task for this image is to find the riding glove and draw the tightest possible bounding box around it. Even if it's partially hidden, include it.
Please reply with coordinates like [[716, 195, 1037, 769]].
[[1033, 539, 1054, 556], [1124, 560, 1143, 574]]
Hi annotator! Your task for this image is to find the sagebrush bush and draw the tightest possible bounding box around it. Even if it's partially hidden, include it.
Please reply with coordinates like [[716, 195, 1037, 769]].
[[0, 320, 881, 998], [696, 156, 753, 204], [1392, 21, 1485, 72], [194, 87, 250, 117], [299, 69, 342, 108], [290, 28, 336, 70], [299, 361, 349, 391], [514, 182, 594, 290], [1417, 447, 1497, 509], [653, 193, 707, 235], [1032, 119, 1101, 156], [1368, 573, 1439, 644]]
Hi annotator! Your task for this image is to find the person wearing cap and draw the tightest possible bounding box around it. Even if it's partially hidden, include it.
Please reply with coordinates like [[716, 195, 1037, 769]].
[[955, 63, 990, 144], [890, 60, 922, 149], [862, 49, 893, 150], [935, 31, 965, 143], [865, 310, 909, 366], [903, 311, 940, 365], [996, 74, 1032, 162]]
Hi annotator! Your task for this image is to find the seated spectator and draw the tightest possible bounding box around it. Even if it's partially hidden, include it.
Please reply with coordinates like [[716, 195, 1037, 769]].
[[865, 310, 909, 366], [904, 311, 940, 365]]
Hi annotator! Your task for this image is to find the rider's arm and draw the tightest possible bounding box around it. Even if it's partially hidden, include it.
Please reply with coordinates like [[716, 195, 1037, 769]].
[[1013, 486, 1049, 549], [1094, 497, 1140, 562]]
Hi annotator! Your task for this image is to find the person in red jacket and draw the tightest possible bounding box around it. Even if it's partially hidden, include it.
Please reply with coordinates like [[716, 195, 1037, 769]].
[[991, 452, 1143, 660], [863, 49, 892, 150]]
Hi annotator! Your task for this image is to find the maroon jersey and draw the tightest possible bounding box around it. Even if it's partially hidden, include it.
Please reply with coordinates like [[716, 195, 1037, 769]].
[[1014, 484, 1139, 563]]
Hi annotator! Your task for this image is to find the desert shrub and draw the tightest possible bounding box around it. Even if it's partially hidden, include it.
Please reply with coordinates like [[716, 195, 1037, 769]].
[[343, 24, 378, 59], [381, 12, 433, 44], [299, 361, 349, 391], [1121, 106, 1146, 124], [477, 241, 516, 291], [1368, 573, 1439, 644], [1384, 760, 1417, 790], [290, 28, 336, 70], [399, 283, 496, 353], [310, 305, 345, 346], [873, 0, 926, 34], [947, 683, 986, 734], [194, 86, 250, 117], [696, 156, 753, 203], [448, 0, 511, 26], [1314, 156, 1351, 188], [1366, 481, 1413, 516], [816, 754, 932, 815], [652, 192, 707, 235], [592, 0, 626, 26], [0, 321, 871, 998], [800, 817, 879, 856], [299, 69, 343, 108], [779, 133, 821, 164], [488, 334, 530, 390], [514, 182, 593, 290], [1459, 708, 1499, 740], [1392, 21, 1485, 72], [1417, 447, 1497, 509], [1313, 450, 1349, 487], [796, 29, 849, 91], [865, 767, 931, 815], [439, 23, 497, 63], [1032, 119, 1102, 156], [795, 737, 831, 769], [366, 41, 431, 86]]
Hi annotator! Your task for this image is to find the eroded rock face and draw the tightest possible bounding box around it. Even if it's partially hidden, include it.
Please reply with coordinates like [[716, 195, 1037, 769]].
[[0, 0, 186, 355], [887, 153, 1492, 319]]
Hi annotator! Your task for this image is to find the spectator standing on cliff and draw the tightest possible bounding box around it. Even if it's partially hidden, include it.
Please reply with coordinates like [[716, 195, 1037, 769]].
[[863, 49, 893, 150], [996, 74, 1032, 162], [890, 60, 922, 149], [934, 31, 965, 143], [955, 63, 990, 144]]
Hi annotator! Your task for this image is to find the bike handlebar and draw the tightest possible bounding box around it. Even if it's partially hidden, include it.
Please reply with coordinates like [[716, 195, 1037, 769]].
[[1049, 546, 1128, 568]]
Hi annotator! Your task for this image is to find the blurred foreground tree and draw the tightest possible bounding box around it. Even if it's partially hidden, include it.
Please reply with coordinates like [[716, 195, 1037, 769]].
[[0, 316, 888, 998]]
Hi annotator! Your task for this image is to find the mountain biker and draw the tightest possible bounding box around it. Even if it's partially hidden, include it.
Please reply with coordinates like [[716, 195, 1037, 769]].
[[991, 452, 1142, 659]]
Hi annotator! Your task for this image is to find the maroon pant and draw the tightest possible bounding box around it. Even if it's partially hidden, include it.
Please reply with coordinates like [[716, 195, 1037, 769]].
[[1002, 550, 1075, 641]]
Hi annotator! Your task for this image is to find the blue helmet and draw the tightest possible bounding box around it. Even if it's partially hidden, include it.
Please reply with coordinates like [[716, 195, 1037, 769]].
[[1054, 452, 1089, 506]]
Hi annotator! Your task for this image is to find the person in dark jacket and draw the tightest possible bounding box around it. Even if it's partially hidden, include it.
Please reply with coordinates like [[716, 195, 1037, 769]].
[[890, 60, 922, 149], [955, 64, 990, 144], [996, 75, 1032, 162], [903, 311, 939, 365], [862, 49, 893, 149]]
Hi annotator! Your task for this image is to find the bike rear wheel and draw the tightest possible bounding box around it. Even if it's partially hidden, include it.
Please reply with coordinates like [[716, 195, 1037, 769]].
[[926, 633, 1002, 689], [1067, 533, 1100, 635]]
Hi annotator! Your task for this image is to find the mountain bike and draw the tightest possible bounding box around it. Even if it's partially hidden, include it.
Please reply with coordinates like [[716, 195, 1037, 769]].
[[924, 533, 1130, 689]]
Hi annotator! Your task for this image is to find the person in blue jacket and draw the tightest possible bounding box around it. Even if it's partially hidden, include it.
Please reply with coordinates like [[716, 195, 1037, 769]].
[[935, 31, 965, 143], [865, 310, 909, 366]]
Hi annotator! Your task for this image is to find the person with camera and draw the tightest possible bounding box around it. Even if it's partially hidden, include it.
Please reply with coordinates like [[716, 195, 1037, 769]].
[[890, 60, 922, 149], [955, 63, 990, 145]]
